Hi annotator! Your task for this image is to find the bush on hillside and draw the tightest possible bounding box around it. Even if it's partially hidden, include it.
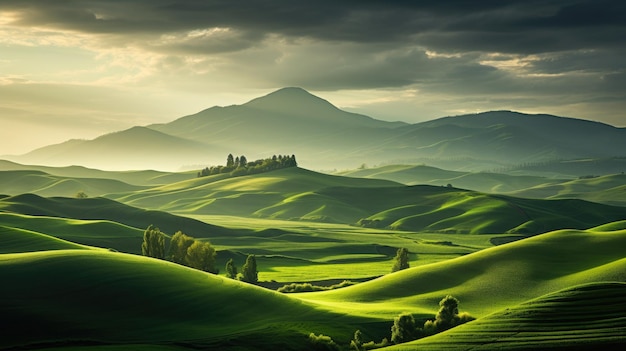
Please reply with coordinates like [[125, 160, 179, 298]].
[[423, 295, 475, 334], [391, 312, 419, 344], [308, 333, 340, 351], [186, 240, 217, 274], [278, 280, 355, 293], [168, 231, 195, 264]]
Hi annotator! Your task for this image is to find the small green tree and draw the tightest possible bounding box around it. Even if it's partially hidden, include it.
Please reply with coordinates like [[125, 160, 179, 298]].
[[186, 240, 217, 273], [141, 225, 165, 259], [391, 312, 418, 344], [225, 258, 238, 279], [226, 153, 235, 167], [391, 247, 410, 272], [168, 231, 195, 264], [75, 191, 88, 198], [425, 295, 474, 333], [240, 254, 258, 284]]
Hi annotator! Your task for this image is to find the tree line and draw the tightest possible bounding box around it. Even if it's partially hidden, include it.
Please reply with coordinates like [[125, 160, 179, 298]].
[[141, 225, 258, 284], [198, 153, 297, 177]]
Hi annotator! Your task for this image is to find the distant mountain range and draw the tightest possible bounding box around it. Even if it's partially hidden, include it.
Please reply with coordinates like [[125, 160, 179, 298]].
[[6, 87, 626, 171]]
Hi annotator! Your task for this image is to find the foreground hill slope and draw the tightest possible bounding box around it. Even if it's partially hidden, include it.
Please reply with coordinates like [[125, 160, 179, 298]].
[[384, 282, 626, 351], [0, 250, 365, 350], [298, 228, 626, 318]]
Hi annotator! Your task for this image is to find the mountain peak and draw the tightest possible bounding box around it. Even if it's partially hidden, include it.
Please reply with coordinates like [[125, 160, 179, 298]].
[[243, 87, 340, 115]]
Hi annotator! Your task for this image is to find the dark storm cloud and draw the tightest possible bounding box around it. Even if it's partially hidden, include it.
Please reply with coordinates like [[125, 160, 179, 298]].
[[2, 0, 624, 119], [3, 0, 624, 54]]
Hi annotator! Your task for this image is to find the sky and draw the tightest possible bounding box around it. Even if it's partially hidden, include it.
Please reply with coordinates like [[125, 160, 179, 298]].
[[1, 0, 625, 155]]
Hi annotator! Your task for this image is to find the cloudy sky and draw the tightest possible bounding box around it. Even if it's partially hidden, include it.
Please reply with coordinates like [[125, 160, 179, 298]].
[[1, 0, 625, 155]]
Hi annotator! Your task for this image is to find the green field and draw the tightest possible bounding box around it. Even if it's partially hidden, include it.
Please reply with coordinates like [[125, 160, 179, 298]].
[[1, 162, 625, 349]]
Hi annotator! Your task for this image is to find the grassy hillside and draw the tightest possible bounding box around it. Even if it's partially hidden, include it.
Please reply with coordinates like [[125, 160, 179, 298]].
[[108, 167, 626, 234], [385, 282, 626, 350], [512, 173, 626, 206], [0, 250, 372, 350], [337, 164, 565, 193], [0, 159, 195, 186], [0, 194, 237, 247], [297, 228, 626, 319], [0, 212, 143, 253], [0, 224, 95, 253], [109, 167, 401, 219], [0, 170, 146, 197]]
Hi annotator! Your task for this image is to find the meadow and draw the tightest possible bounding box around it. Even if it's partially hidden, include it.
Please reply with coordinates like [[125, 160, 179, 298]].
[[1, 161, 625, 350]]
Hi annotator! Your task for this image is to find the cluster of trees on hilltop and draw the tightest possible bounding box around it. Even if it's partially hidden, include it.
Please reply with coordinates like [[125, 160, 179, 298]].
[[198, 153, 297, 177]]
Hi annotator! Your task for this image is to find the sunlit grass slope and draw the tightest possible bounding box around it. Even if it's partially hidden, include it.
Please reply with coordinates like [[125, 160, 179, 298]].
[[108, 168, 626, 233], [385, 282, 626, 350], [0, 170, 146, 197], [297, 228, 626, 319], [0, 250, 371, 350], [0, 193, 236, 241], [109, 167, 401, 219], [0, 212, 142, 253], [0, 224, 95, 253], [337, 164, 565, 193]]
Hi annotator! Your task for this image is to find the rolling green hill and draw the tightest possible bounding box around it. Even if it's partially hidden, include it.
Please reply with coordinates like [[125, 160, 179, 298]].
[[337, 164, 566, 193], [511, 173, 626, 206], [384, 282, 626, 350], [298, 228, 626, 319], [0, 224, 95, 253], [0, 249, 371, 350], [0, 159, 195, 186], [109, 167, 401, 220], [108, 167, 626, 234], [0, 194, 238, 245], [0, 170, 146, 197], [0, 211, 143, 253]]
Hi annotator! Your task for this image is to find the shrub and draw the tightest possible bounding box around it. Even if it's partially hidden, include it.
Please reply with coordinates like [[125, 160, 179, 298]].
[[278, 280, 355, 293], [186, 240, 217, 273], [308, 333, 340, 351], [391, 312, 418, 344]]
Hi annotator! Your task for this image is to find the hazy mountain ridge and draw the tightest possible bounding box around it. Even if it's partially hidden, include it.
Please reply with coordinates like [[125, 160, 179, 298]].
[[7, 88, 626, 171]]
